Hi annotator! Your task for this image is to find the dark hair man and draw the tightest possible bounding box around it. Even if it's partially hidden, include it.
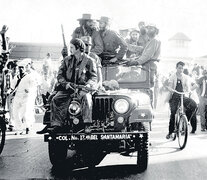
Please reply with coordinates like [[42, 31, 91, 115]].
[[72, 14, 104, 55], [166, 61, 197, 138], [49, 38, 97, 133], [127, 23, 161, 87], [125, 29, 143, 58], [98, 16, 127, 63]]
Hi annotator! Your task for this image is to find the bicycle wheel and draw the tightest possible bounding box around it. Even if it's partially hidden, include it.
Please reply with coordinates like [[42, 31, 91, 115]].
[[177, 115, 188, 150], [0, 121, 6, 154]]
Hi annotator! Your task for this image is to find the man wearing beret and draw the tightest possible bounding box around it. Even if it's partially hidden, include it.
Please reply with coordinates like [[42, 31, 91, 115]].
[[127, 23, 161, 87], [49, 38, 97, 133], [72, 14, 104, 56], [98, 16, 127, 63]]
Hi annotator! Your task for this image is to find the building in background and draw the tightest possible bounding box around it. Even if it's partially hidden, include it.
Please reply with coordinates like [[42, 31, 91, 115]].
[[8, 42, 63, 73], [167, 32, 191, 58]]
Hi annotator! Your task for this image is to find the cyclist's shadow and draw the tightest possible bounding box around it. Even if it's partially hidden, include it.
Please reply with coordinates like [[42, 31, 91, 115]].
[[149, 139, 181, 156]]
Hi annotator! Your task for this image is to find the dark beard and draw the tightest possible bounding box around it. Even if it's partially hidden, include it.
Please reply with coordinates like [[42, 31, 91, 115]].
[[84, 25, 93, 36]]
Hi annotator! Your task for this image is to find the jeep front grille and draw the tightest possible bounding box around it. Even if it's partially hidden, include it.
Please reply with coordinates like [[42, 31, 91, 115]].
[[93, 97, 113, 120]]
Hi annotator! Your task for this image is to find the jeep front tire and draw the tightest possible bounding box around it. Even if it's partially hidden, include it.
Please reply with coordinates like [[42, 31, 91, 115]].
[[48, 141, 68, 167], [136, 133, 148, 173]]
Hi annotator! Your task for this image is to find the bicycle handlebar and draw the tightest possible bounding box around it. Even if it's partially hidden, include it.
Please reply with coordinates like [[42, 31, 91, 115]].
[[172, 89, 186, 95]]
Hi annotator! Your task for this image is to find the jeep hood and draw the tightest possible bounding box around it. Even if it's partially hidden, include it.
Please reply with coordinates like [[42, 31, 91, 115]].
[[100, 89, 151, 106]]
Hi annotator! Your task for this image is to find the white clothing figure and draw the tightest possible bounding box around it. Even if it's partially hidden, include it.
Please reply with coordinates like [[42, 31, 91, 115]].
[[12, 59, 39, 134]]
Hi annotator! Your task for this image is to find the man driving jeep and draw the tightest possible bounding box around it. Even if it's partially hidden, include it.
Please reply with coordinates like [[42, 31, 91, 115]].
[[49, 38, 97, 133]]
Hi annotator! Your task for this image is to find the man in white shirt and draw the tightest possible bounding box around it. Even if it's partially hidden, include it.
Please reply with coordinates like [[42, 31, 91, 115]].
[[12, 58, 39, 134]]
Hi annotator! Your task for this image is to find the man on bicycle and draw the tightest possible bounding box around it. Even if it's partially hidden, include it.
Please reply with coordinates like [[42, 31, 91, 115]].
[[166, 61, 197, 139]]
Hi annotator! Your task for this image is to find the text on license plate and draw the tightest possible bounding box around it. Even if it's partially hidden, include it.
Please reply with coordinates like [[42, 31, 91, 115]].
[[55, 134, 135, 141]]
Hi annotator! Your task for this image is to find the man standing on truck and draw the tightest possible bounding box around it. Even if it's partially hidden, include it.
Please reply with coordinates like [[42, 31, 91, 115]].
[[125, 29, 143, 58], [127, 23, 161, 87], [49, 38, 97, 133], [80, 36, 103, 90], [98, 16, 127, 63], [72, 13, 104, 56]]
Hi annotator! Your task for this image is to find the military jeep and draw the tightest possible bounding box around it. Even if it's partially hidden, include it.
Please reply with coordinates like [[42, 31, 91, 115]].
[[44, 63, 153, 172]]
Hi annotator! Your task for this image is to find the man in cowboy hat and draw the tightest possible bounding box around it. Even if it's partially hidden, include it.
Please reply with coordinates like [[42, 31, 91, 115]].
[[125, 29, 143, 58], [72, 13, 104, 55], [98, 16, 127, 63], [127, 23, 161, 87]]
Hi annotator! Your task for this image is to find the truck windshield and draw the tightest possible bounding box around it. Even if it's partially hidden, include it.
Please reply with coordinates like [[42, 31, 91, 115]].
[[103, 65, 147, 83]]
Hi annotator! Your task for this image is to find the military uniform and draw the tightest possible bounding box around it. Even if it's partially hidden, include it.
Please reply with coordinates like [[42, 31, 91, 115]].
[[72, 27, 104, 55], [51, 53, 97, 127], [99, 29, 127, 60]]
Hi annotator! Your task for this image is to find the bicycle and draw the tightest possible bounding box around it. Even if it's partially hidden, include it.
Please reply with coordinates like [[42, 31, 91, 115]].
[[172, 90, 189, 150]]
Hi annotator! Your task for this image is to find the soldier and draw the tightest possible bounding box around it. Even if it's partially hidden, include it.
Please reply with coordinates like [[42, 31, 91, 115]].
[[49, 38, 97, 133], [125, 29, 143, 58], [72, 13, 104, 55], [138, 21, 149, 48], [98, 16, 127, 63], [80, 36, 103, 89], [127, 23, 161, 87]]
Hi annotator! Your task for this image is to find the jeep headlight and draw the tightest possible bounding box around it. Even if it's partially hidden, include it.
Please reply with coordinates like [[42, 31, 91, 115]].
[[114, 99, 129, 114], [68, 101, 81, 115]]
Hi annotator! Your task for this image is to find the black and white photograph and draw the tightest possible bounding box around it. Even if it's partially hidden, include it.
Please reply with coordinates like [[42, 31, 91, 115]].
[[0, 0, 207, 179]]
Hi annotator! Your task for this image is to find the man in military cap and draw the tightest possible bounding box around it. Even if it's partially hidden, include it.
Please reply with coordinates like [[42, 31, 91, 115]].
[[72, 13, 104, 55], [49, 38, 97, 133], [98, 16, 127, 63], [127, 23, 161, 87]]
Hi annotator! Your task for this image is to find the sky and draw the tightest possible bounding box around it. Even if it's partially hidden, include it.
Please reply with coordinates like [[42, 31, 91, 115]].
[[0, 0, 207, 57]]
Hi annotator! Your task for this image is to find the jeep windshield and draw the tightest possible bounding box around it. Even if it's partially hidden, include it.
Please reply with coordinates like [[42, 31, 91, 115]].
[[102, 64, 150, 89]]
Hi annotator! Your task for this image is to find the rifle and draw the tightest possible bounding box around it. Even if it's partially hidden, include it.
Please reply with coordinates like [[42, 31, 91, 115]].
[[61, 24, 68, 58]]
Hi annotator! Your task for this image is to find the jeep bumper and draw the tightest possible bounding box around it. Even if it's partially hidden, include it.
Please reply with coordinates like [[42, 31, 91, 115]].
[[44, 131, 147, 142]]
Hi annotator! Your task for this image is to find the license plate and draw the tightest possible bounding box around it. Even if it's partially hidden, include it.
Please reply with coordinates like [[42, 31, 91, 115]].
[[45, 133, 140, 142]]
